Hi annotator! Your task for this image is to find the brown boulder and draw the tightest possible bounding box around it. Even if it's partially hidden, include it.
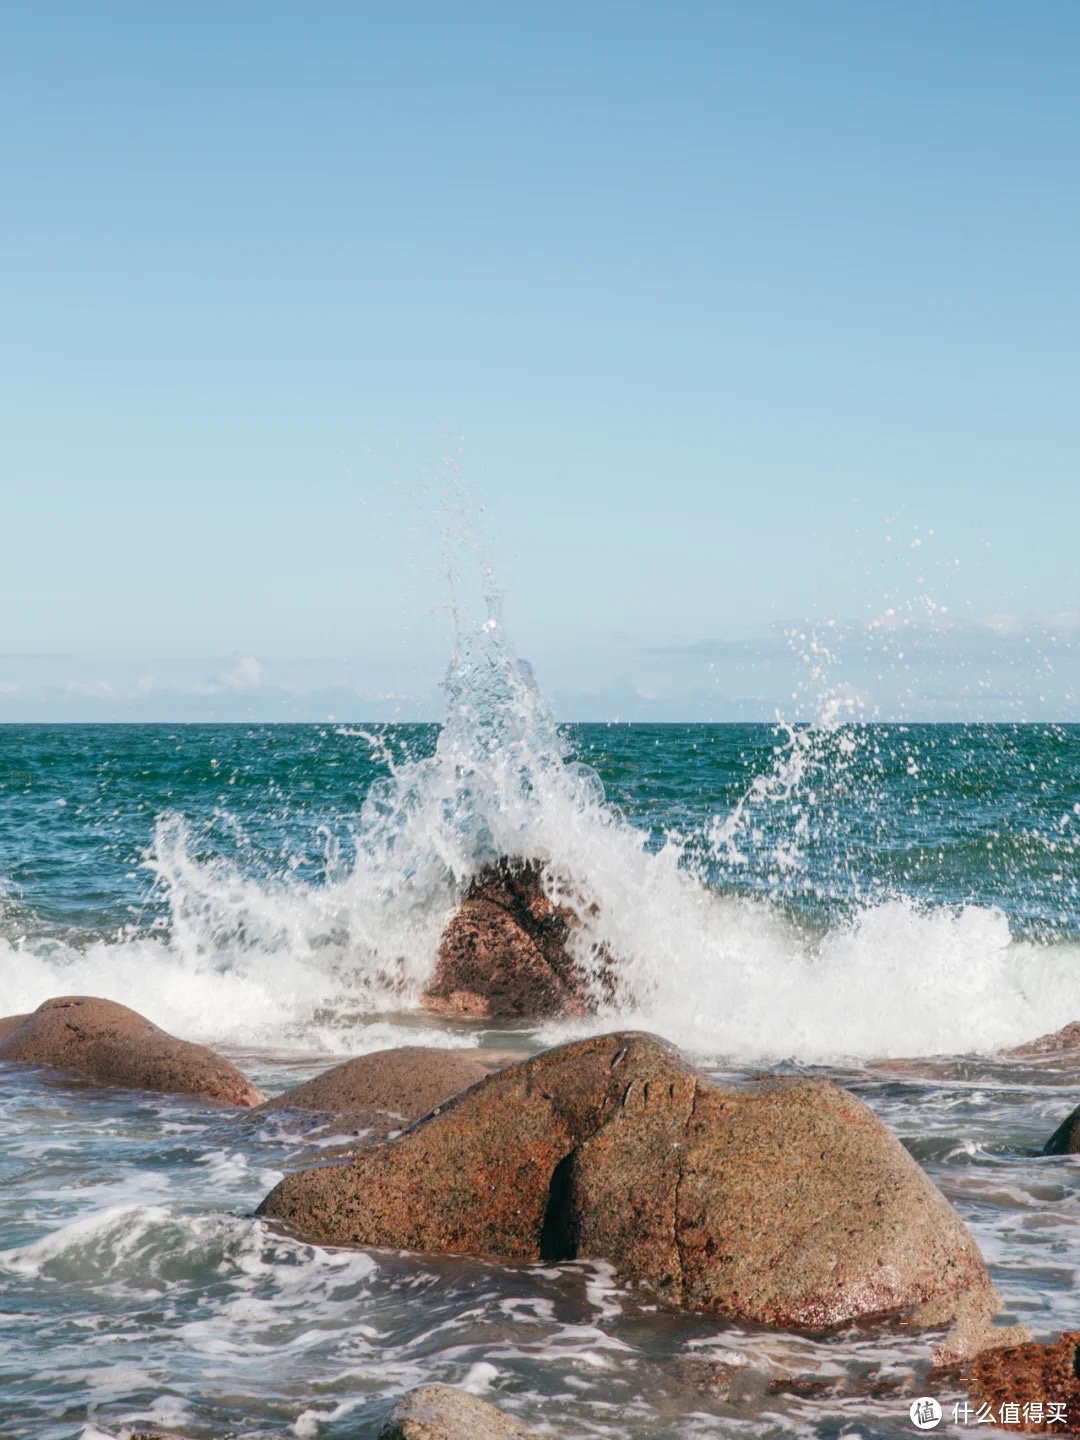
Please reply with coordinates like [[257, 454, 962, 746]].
[[1002, 1022, 1080, 1063], [259, 1047, 490, 1122], [1043, 1105, 1080, 1155], [0, 1012, 29, 1044], [0, 996, 264, 1107], [259, 1031, 1005, 1350], [422, 858, 609, 1020], [968, 1332, 1080, 1431], [378, 1385, 532, 1439]]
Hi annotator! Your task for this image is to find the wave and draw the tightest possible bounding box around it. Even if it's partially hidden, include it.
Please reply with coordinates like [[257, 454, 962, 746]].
[[5, 616, 1080, 1063]]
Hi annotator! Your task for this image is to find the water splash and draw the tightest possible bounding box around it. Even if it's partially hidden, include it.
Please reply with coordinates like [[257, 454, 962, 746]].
[[5, 608, 1080, 1062]]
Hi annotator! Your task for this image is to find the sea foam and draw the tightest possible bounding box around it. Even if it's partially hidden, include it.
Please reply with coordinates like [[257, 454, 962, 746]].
[[5, 616, 1080, 1063]]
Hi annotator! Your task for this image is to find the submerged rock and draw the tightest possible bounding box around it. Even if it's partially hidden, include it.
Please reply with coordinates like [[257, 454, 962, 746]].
[[259, 1046, 491, 1122], [0, 996, 265, 1107], [968, 1331, 1080, 1431], [259, 1030, 1006, 1353], [422, 858, 609, 1021], [378, 1385, 532, 1439], [1043, 1105, 1080, 1155]]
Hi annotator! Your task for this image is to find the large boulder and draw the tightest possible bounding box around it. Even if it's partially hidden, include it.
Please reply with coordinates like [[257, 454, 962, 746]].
[[378, 1385, 532, 1440], [421, 859, 609, 1020], [968, 1332, 1080, 1431], [259, 1047, 491, 1122], [1043, 1105, 1080, 1155], [0, 996, 264, 1107], [259, 1031, 1007, 1352], [0, 1012, 29, 1044]]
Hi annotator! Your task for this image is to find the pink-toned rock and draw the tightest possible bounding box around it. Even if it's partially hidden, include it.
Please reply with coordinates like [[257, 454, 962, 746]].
[[0, 1012, 29, 1044], [260, 1046, 491, 1122], [259, 1031, 1010, 1355], [0, 996, 264, 1107], [1003, 1022, 1080, 1063], [968, 1331, 1080, 1431], [422, 859, 610, 1021]]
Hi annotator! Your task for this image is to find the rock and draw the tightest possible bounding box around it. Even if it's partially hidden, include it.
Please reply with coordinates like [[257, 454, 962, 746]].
[[127, 1433, 195, 1439], [968, 1332, 1080, 1431], [0, 996, 265, 1107], [422, 858, 610, 1021], [1043, 1105, 1080, 1155], [0, 1012, 29, 1044], [259, 1047, 491, 1122], [378, 1385, 531, 1439], [1002, 1023, 1080, 1063], [259, 1031, 1006, 1351]]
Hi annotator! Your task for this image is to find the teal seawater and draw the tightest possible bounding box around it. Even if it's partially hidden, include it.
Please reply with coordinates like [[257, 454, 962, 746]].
[[2, 719, 1080, 1440], [1, 722, 1078, 941]]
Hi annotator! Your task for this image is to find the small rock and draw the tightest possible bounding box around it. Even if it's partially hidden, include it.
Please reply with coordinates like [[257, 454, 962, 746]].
[[968, 1331, 1080, 1431], [259, 1047, 491, 1122], [0, 996, 264, 1107], [422, 858, 611, 1020], [378, 1385, 532, 1439], [259, 1030, 1008, 1353], [1043, 1105, 1080, 1156]]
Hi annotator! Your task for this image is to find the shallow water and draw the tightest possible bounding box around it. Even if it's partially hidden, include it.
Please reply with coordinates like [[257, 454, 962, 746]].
[[2, 1043, 1077, 1440], [2, 622, 1080, 1437]]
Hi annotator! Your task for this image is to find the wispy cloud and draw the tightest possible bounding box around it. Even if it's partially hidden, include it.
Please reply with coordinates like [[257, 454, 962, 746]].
[[215, 655, 265, 692], [645, 637, 790, 662]]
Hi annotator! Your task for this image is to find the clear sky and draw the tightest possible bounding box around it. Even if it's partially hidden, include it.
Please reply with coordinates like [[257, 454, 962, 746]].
[[2, 1, 1077, 722]]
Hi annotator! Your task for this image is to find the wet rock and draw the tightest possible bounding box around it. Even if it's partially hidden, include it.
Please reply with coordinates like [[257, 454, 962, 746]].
[[378, 1385, 532, 1439], [259, 1047, 491, 1122], [126, 1433, 197, 1439], [968, 1331, 1080, 1431], [0, 1012, 29, 1043], [422, 858, 609, 1020], [259, 1031, 1006, 1352], [0, 996, 265, 1107], [1002, 1023, 1080, 1063], [1043, 1105, 1080, 1155]]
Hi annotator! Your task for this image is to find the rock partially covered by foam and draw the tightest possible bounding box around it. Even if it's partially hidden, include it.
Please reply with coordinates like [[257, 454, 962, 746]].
[[1002, 1022, 1080, 1062], [968, 1332, 1080, 1431], [260, 1046, 491, 1122], [259, 1031, 1005, 1353], [422, 858, 609, 1020], [0, 996, 264, 1107], [378, 1385, 533, 1439]]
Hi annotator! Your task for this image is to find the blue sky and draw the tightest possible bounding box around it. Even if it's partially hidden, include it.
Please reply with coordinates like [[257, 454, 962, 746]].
[[2, 1, 1077, 721]]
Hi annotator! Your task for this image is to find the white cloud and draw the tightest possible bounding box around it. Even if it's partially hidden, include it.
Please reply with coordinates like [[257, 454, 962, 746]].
[[65, 680, 114, 698], [215, 656, 264, 692]]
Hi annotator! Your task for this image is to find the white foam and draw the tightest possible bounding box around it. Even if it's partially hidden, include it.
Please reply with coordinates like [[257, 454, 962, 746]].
[[5, 616, 1080, 1064]]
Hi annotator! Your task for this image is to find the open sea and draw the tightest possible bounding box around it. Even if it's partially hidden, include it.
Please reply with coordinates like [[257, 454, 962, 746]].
[[2, 623, 1079, 1439]]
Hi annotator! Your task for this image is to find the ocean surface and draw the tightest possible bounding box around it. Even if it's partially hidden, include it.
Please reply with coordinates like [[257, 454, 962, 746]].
[[2, 623, 1079, 1438]]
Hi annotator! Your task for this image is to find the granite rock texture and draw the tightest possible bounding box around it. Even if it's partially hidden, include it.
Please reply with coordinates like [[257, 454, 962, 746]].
[[422, 859, 607, 1020], [378, 1385, 532, 1440], [0, 996, 264, 1107], [260, 1030, 1005, 1352], [259, 1046, 490, 1122]]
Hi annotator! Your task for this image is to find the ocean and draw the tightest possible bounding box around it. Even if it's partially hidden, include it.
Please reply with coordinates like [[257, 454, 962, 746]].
[[2, 621, 1079, 1438]]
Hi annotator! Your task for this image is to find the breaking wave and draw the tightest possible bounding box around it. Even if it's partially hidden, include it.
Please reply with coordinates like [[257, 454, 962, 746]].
[[5, 613, 1080, 1063]]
